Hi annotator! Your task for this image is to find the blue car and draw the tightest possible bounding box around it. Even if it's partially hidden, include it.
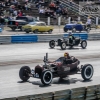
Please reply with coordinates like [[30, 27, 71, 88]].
[[64, 23, 90, 33]]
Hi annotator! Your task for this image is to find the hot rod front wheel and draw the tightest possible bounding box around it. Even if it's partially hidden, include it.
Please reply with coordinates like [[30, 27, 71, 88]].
[[49, 40, 55, 48], [81, 40, 87, 49], [41, 70, 53, 85], [81, 64, 93, 80], [60, 42, 66, 50], [19, 66, 31, 81]]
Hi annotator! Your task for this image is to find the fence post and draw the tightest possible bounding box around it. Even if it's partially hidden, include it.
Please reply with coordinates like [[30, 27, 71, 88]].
[[78, 16, 81, 21], [58, 17, 61, 33], [58, 17, 61, 26], [48, 17, 50, 25], [68, 17, 71, 24], [96, 17, 98, 25], [37, 17, 39, 21]]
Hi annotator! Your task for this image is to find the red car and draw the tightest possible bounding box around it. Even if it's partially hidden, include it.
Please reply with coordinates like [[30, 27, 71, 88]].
[[19, 53, 94, 85]]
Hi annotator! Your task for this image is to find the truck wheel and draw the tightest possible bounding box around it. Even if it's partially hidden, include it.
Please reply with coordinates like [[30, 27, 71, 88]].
[[81, 64, 93, 80], [41, 70, 53, 85], [81, 40, 87, 49], [49, 40, 55, 48], [19, 66, 31, 81], [61, 42, 66, 50]]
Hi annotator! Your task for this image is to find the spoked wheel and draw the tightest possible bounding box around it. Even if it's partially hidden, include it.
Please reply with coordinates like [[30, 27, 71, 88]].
[[81, 40, 87, 49], [41, 70, 53, 85], [60, 42, 66, 50], [19, 66, 31, 81], [81, 64, 93, 80], [49, 40, 55, 48]]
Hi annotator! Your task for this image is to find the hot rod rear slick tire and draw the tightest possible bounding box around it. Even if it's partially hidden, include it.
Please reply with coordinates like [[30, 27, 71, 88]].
[[41, 70, 53, 85], [81, 40, 87, 49], [49, 40, 55, 48], [60, 42, 66, 50], [19, 66, 31, 81], [81, 64, 93, 80]]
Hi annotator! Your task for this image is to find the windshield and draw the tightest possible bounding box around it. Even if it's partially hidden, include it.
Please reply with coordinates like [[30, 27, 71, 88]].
[[55, 57, 64, 62], [16, 17, 38, 22], [28, 22, 36, 25]]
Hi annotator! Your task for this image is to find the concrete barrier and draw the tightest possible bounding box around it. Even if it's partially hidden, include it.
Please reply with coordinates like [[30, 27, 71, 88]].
[[85, 85, 97, 100], [11, 35, 38, 43], [0, 36, 11, 44], [70, 87, 86, 100], [2, 85, 100, 100], [0, 32, 99, 44], [64, 32, 88, 40], [88, 34, 100, 40], [0, 28, 2, 33], [54, 89, 71, 100], [37, 34, 63, 42]]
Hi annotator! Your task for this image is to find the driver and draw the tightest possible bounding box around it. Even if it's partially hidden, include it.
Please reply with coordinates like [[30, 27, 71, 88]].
[[68, 32, 75, 45], [63, 52, 73, 64], [63, 52, 80, 70]]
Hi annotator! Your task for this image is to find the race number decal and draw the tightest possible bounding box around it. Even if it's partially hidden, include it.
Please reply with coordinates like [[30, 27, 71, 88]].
[[64, 67, 70, 71]]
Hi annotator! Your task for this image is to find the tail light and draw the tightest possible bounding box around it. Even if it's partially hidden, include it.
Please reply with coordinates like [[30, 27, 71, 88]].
[[15, 22, 19, 26]]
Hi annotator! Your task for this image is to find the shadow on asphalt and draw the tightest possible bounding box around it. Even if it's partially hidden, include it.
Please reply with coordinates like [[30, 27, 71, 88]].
[[17, 77, 92, 87]]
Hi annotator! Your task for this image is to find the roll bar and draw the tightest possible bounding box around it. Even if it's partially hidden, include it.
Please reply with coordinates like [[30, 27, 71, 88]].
[[43, 53, 48, 65]]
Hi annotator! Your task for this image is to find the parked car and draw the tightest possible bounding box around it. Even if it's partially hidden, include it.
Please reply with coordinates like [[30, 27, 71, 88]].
[[19, 53, 94, 85], [22, 21, 53, 34], [63, 22, 90, 33], [7, 16, 39, 31]]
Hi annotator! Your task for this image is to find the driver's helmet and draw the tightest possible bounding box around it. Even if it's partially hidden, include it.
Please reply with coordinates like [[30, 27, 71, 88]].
[[64, 52, 69, 57]]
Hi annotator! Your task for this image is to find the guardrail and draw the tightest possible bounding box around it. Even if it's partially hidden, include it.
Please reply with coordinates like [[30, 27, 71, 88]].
[[0, 28, 2, 33], [0, 33, 88, 44], [1, 32, 100, 44], [11, 35, 38, 43], [1, 84, 100, 100]]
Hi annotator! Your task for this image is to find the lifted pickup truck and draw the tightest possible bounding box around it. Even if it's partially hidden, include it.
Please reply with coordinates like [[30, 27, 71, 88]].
[[7, 16, 39, 31]]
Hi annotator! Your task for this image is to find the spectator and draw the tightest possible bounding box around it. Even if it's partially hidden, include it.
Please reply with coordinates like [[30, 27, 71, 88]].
[[45, 7, 51, 17], [55, 0, 60, 6], [24, 3, 28, 10], [86, 16, 91, 29], [5, 0, 10, 6], [27, 2, 31, 10], [17, 10, 22, 16], [39, 6, 45, 17], [49, 1, 56, 11], [0, 16, 5, 30], [13, 9, 17, 16], [62, 8, 68, 19]]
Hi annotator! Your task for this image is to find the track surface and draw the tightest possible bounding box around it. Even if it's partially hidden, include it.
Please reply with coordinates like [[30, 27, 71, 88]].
[[0, 41, 100, 99]]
